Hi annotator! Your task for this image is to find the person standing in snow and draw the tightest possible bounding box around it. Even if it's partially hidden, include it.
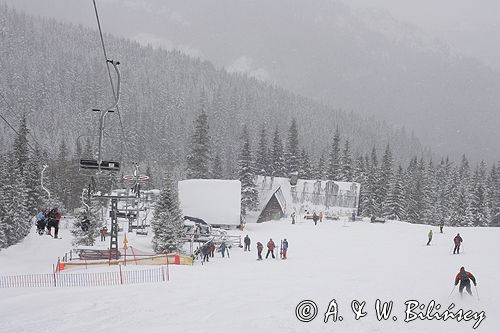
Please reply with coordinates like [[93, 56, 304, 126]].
[[282, 239, 289, 259], [244, 235, 251, 251], [453, 233, 463, 254], [439, 222, 444, 233], [219, 242, 227, 258], [100, 226, 107, 241], [266, 238, 276, 259], [208, 242, 216, 257], [454, 266, 477, 297], [256, 241, 263, 260], [291, 211, 296, 224], [312, 212, 319, 226], [201, 245, 209, 262], [427, 229, 433, 246]]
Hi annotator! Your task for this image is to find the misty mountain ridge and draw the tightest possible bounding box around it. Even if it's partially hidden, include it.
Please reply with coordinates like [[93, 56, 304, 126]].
[[113, 0, 499, 162], [0, 4, 489, 180]]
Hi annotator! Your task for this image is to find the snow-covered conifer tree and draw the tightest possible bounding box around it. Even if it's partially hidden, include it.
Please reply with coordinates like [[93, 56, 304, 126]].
[[151, 175, 185, 253], [239, 126, 258, 215]]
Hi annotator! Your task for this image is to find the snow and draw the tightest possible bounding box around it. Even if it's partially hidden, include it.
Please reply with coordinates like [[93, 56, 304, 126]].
[[1, 218, 499, 332], [178, 179, 241, 226]]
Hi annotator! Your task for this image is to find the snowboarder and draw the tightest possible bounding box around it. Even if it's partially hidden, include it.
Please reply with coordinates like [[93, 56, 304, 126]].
[[100, 226, 108, 241], [454, 266, 477, 297], [453, 233, 463, 254], [282, 238, 289, 259], [266, 238, 276, 259], [244, 235, 251, 251], [291, 211, 296, 224], [427, 229, 433, 246], [35, 209, 47, 235], [439, 222, 444, 233], [219, 242, 227, 258], [312, 212, 319, 226]]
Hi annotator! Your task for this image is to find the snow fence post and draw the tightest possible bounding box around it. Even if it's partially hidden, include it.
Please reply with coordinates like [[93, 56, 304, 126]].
[[119, 264, 123, 285], [161, 265, 165, 282], [52, 264, 57, 287]]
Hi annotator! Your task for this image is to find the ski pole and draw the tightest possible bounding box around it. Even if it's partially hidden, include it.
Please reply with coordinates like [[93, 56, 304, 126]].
[[448, 285, 456, 298], [474, 285, 480, 301]]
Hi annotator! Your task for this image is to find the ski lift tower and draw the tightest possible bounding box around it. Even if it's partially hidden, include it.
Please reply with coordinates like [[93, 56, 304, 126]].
[[79, 59, 123, 261]]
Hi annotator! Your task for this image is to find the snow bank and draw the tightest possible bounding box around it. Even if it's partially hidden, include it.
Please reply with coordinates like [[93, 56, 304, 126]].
[[178, 179, 241, 226]]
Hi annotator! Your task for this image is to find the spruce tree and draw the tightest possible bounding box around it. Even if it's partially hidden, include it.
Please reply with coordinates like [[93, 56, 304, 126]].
[[383, 165, 406, 220], [286, 118, 300, 175], [186, 106, 211, 179], [327, 129, 341, 180], [270, 127, 286, 177], [211, 151, 224, 179], [255, 124, 269, 176], [340, 139, 353, 181], [151, 175, 185, 253], [378, 144, 393, 208], [470, 162, 489, 226], [299, 149, 313, 179], [239, 126, 259, 214]]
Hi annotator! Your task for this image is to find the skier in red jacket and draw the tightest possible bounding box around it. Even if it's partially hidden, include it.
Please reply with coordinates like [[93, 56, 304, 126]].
[[266, 238, 275, 259], [455, 266, 477, 297]]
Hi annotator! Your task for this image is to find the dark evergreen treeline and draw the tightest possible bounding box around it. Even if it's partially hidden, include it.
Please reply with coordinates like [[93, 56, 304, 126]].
[[185, 111, 500, 226], [0, 4, 425, 184]]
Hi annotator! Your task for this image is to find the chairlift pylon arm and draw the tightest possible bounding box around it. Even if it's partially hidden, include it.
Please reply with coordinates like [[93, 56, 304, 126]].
[[41, 165, 51, 201], [97, 59, 121, 172]]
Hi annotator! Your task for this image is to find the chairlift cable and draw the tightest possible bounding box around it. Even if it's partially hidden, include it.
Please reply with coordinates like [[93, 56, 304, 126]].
[[0, 90, 39, 152], [92, 0, 128, 162]]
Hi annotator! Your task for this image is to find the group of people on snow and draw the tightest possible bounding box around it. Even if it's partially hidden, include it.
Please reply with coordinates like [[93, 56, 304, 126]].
[[256, 237, 288, 260], [197, 241, 230, 263], [35, 208, 62, 238]]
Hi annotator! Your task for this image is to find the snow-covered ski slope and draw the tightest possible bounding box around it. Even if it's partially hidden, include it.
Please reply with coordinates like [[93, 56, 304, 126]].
[[0, 219, 498, 333]]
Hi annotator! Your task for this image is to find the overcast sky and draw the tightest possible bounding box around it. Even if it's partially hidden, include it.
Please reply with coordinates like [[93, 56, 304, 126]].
[[347, 0, 500, 71], [1, 0, 499, 71]]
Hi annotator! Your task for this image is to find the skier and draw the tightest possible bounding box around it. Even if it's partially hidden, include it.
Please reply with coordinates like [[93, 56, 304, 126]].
[[319, 211, 323, 222], [454, 266, 477, 297], [453, 233, 463, 254], [312, 212, 319, 226], [439, 222, 444, 233], [427, 229, 433, 246], [35, 209, 47, 235], [244, 235, 251, 251], [266, 238, 276, 259], [291, 211, 296, 224], [282, 238, 289, 259], [219, 242, 227, 258], [256, 241, 263, 260]]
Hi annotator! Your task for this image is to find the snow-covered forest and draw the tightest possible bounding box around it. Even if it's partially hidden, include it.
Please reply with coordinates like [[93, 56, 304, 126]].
[[1, 4, 500, 251]]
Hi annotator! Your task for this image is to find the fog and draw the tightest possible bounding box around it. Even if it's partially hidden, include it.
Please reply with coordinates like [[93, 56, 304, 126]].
[[1, 0, 499, 161]]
